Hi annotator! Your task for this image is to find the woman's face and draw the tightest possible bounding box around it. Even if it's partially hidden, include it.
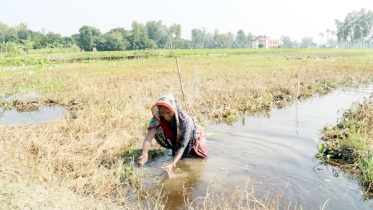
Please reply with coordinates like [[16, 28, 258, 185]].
[[159, 106, 175, 122]]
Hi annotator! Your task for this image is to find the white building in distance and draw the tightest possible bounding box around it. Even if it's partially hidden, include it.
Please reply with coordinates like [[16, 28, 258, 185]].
[[252, 35, 283, 49]]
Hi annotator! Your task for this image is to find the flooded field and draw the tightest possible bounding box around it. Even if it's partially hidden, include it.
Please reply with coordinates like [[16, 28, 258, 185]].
[[1, 49, 373, 209], [0, 105, 66, 125], [140, 84, 373, 209]]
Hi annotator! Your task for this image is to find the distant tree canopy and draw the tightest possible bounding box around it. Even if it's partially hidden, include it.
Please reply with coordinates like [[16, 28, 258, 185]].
[[236, 29, 247, 48], [145, 20, 168, 48], [5, 8, 372, 52], [96, 32, 128, 51], [335, 8, 373, 44], [281, 36, 298, 48], [0, 22, 76, 52], [300, 37, 314, 48], [0, 20, 269, 52], [78, 25, 102, 51]]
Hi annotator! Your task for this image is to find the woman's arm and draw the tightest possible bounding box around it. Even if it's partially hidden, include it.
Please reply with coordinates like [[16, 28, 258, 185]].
[[161, 152, 182, 177], [137, 127, 156, 167], [161, 113, 195, 177]]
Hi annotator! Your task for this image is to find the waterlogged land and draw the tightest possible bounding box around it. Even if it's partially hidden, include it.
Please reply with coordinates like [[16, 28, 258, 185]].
[[318, 93, 373, 195], [0, 49, 373, 209]]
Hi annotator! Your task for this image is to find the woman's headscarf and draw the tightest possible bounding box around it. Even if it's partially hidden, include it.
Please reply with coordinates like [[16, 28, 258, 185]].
[[149, 94, 182, 141], [149, 94, 207, 159]]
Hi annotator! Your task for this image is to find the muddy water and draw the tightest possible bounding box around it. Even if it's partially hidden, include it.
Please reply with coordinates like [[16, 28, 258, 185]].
[[0, 105, 66, 125], [140, 84, 373, 210]]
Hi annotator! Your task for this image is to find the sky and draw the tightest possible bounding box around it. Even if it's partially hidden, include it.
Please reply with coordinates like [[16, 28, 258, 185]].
[[1, 0, 372, 43]]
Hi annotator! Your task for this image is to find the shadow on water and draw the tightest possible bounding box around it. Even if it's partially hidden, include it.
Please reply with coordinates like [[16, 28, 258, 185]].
[[0, 105, 66, 125], [138, 84, 373, 209]]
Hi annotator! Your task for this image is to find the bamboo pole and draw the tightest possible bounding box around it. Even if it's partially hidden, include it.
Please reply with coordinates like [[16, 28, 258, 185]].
[[175, 57, 188, 111], [296, 66, 301, 99]]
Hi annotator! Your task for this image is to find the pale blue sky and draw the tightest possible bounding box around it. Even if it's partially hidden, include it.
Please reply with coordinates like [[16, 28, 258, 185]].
[[1, 0, 372, 43]]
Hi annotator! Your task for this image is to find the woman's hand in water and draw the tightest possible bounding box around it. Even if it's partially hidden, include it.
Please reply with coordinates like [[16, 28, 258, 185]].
[[161, 163, 176, 177], [137, 154, 148, 167]]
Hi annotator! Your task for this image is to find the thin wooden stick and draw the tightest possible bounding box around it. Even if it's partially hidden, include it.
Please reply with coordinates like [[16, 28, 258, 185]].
[[0, 109, 5, 119], [296, 66, 301, 99], [295, 66, 301, 134], [175, 57, 188, 111]]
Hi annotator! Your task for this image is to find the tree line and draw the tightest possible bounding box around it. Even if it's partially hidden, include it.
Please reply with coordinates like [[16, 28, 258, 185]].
[[280, 8, 373, 49], [0, 20, 256, 52], [335, 8, 373, 45], [316, 8, 373, 48], [0, 8, 371, 52]]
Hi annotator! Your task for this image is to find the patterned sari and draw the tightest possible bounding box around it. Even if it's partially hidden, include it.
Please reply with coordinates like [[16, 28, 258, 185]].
[[148, 94, 208, 159]]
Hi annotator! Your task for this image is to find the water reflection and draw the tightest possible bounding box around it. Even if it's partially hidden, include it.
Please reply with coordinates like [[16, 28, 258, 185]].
[[140, 84, 373, 209], [0, 105, 66, 125]]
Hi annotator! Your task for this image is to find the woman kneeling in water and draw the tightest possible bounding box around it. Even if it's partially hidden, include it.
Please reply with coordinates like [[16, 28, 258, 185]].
[[137, 94, 208, 176]]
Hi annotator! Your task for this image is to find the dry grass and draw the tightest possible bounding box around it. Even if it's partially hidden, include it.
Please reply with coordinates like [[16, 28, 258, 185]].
[[185, 182, 299, 210], [0, 49, 373, 209]]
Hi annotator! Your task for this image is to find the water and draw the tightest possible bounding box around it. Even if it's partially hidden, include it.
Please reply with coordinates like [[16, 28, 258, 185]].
[[140, 84, 373, 210], [0, 105, 66, 125]]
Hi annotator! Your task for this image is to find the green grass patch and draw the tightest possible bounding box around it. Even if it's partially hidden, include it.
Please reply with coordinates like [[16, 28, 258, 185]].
[[317, 95, 373, 194]]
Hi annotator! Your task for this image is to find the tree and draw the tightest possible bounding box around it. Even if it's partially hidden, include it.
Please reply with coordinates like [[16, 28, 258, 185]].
[[71, 34, 80, 43], [168, 24, 182, 49], [108, 28, 130, 39], [131, 21, 142, 50], [236, 29, 247, 48], [247, 32, 254, 48], [326, 28, 330, 44], [226, 32, 235, 48], [204, 32, 214, 48], [62, 36, 77, 47], [183, 39, 192, 49], [33, 35, 48, 49], [97, 32, 128, 51], [335, 8, 373, 44], [330, 30, 336, 46], [5, 28, 18, 43], [281, 36, 296, 48], [219, 33, 228, 48], [319, 32, 324, 45], [310, 42, 317, 48], [16, 23, 31, 41], [29, 31, 43, 40], [146, 20, 167, 48], [191, 28, 205, 49], [17, 29, 30, 41], [0, 22, 9, 44], [213, 28, 220, 47], [293, 40, 299, 48], [78, 25, 102, 51], [300, 36, 313, 48], [129, 21, 156, 50], [46, 32, 63, 48]]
